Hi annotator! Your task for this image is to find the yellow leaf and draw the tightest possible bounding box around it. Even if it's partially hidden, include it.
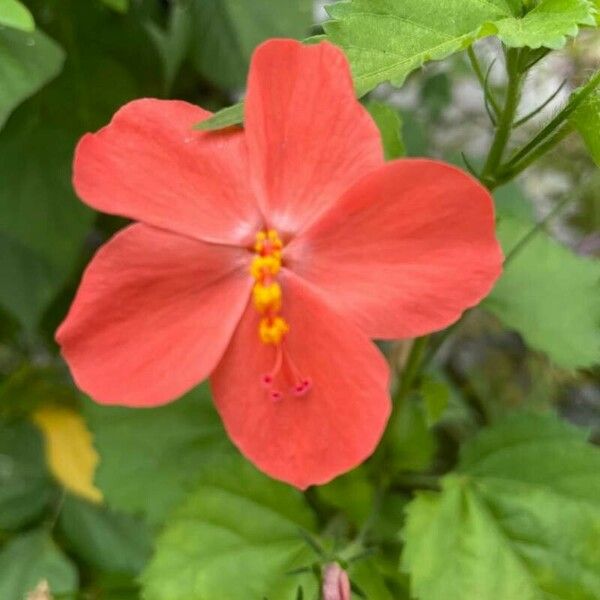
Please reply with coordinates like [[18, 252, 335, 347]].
[[32, 406, 103, 503]]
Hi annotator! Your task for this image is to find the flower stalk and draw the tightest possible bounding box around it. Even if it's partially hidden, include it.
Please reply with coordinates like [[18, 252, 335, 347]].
[[481, 48, 524, 186]]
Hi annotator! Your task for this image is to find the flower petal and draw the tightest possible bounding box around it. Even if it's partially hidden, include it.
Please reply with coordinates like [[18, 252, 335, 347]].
[[74, 99, 261, 245], [57, 224, 252, 407], [244, 39, 383, 237], [286, 159, 503, 339], [210, 270, 391, 489]]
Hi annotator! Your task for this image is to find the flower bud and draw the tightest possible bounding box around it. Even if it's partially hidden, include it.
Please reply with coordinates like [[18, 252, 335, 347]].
[[322, 563, 351, 600]]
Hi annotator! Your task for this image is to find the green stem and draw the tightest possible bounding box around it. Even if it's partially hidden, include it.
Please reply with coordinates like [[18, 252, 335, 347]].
[[467, 46, 500, 117], [520, 47, 550, 72], [501, 70, 600, 174], [492, 123, 574, 188], [396, 336, 429, 401], [513, 80, 567, 128], [481, 48, 524, 184]]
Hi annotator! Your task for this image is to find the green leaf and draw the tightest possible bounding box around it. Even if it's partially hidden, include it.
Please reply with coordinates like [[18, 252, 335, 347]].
[[0, 0, 34, 30], [494, 182, 536, 222], [89, 573, 141, 600], [0, 419, 55, 530], [317, 467, 375, 525], [0, 234, 62, 330], [0, 27, 64, 129], [189, 0, 313, 89], [0, 1, 147, 330], [494, 0, 597, 48], [350, 559, 396, 600], [484, 215, 600, 369], [381, 394, 436, 474], [371, 492, 410, 546], [141, 456, 318, 600], [419, 376, 450, 426], [324, 0, 596, 95], [421, 72, 453, 119], [85, 384, 233, 526], [570, 88, 600, 166], [58, 495, 153, 575], [0, 106, 96, 330], [402, 412, 600, 600], [195, 101, 244, 131], [101, 0, 129, 13], [0, 365, 78, 419], [146, 2, 192, 95], [366, 101, 405, 160], [0, 529, 78, 599]]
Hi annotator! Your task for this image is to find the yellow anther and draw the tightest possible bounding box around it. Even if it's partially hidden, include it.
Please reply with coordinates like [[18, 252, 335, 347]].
[[253, 282, 282, 313], [252, 229, 288, 345], [259, 316, 289, 345], [254, 229, 283, 254], [250, 254, 281, 280], [254, 231, 267, 253], [267, 229, 283, 247]]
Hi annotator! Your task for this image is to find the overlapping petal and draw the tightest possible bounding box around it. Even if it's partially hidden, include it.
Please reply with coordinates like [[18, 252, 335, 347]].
[[57, 224, 252, 407], [210, 270, 391, 489], [286, 159, 503, 339], [244, 39, 383, 237], [73, 99, 262, 246]]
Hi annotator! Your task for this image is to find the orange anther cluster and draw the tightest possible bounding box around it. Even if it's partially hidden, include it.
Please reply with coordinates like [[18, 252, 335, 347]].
[[250, 230, 289, 345]]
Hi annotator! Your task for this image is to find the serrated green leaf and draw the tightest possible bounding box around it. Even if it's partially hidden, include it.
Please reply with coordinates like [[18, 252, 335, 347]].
[[324, 0, 596, 95], [366, 101, 405, 160], [402, 412, 600, 600], [0, 0, 34, 30], [0, 529, 78, 599], [0, 419, 55, 530], [494, 0, 597, 48], [141, 456, 318, 600], [85, 384, 233, 526], [58, 495, 153, 575], [570, 88, 600, 165], [196, 101, 244, 131], [189, 0, 313, 89], [0, 27, 64, 129], [484, 215, 600, 369]]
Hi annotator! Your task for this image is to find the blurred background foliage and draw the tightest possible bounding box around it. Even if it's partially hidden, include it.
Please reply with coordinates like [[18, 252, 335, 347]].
[[0, 0, 599, 599]]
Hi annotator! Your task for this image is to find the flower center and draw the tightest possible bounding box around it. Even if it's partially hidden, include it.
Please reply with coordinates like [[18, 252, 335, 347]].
[[250, 229, 288, 344], [250, 229, 311, 401]]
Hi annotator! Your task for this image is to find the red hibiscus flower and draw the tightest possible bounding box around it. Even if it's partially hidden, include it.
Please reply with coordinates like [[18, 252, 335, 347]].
[[57, 39, 502, 489]]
